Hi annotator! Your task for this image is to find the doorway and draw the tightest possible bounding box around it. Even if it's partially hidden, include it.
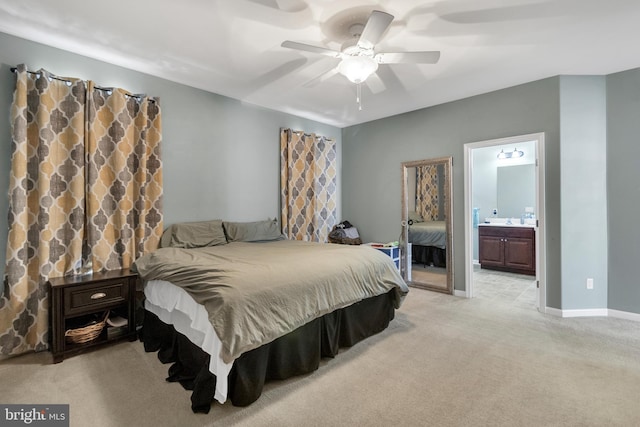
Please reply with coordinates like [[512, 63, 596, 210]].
[[463, 133, 546, 312]]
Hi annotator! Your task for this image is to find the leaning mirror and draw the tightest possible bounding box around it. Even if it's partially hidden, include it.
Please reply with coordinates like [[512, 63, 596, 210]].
[[401, 157, 453, 293]]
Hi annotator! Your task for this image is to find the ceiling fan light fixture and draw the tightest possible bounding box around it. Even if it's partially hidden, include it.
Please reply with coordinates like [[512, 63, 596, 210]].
[[337, 55, 378, 84]]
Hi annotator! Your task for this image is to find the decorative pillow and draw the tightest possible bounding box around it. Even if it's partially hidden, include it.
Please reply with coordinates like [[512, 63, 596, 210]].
[[409, 211, 424, 223], [223, 218, 284, 242], [159, 220, 227, 248]]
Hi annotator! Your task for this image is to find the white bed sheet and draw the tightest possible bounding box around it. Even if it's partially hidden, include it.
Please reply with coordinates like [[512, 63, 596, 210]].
[[144, 279, 233, 404]]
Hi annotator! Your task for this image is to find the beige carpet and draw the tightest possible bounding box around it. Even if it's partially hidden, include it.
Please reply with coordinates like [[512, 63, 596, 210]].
[[2, 289, 639, 426]]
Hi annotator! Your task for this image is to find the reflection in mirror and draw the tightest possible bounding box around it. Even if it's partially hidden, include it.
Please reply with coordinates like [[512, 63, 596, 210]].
[[497, 164, 535, 219], [401, 157, 453, 293]]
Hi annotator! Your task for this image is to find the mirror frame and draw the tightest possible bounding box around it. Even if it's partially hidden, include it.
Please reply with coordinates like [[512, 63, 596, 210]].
[[401, 156, 454, 294]]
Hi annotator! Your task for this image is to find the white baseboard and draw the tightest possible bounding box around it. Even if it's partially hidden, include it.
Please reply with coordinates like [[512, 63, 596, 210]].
[[559, 308, 609, 318], [545, 307, 640, 322], [544, 307, 562, 317], [456, 285, 638, 321], [609, 309, 640, 322]]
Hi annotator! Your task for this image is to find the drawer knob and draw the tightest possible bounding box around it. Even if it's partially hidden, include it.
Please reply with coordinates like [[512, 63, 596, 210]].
[[90, 292, 107, 300]]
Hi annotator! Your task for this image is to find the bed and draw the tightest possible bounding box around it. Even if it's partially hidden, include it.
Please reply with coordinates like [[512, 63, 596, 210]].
[[408, 220, 447, 267], [133, 219, 409, 413]]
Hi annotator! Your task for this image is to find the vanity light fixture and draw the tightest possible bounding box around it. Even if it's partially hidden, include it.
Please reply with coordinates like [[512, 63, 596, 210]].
[[497, 148, 524, 159]]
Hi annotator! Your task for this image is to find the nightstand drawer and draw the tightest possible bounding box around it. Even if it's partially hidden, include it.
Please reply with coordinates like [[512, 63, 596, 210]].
[[64, 279, 130, 316]]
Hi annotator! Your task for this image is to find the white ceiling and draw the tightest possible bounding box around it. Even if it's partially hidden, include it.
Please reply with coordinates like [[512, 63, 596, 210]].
[[1, 0, 640, 128]]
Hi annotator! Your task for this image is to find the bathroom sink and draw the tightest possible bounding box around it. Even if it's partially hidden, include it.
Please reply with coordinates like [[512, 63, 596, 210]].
[[480, 218, 535, 228]]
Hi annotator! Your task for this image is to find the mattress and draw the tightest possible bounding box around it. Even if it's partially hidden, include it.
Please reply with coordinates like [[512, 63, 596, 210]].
[[138, 240, 409, 407], [408, 220, 446, 249], [135, 240, 408, 364], [144, 279, 232, 404]]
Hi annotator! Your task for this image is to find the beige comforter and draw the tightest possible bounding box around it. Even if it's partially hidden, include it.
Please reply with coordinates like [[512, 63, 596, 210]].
[[134, 240, 408, 363]]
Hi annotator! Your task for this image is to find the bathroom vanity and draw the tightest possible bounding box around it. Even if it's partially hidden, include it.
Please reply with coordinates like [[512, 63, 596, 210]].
[[478, 223, 536, 276]]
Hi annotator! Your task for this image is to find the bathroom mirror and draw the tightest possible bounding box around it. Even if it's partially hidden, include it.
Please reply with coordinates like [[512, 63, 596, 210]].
[[496, 164, 535, 219], [401, 157, 453, 293]]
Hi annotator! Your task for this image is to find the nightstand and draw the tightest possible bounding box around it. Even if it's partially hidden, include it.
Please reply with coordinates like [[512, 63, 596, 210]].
[[49, 268, 138, 363], [366, 243, 400, 271]]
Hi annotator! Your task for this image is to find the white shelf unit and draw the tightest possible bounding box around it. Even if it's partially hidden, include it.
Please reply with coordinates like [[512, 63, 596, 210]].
[[366, 243, 400, 272]]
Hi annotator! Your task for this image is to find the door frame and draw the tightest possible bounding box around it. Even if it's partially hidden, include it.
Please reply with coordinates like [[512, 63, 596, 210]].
[[463, 132, 546, 312]]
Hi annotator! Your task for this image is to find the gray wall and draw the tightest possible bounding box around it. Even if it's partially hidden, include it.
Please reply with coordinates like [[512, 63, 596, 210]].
[[0, 32, 342, 281], [606, 68, 640, 313], [343, 72, 639, 314], [342, 78, 562, 306], [559, 76, 608, 310], [2, 31, 637, 315]]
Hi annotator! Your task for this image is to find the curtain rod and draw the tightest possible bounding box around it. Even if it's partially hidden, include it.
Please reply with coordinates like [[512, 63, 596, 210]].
[[9, 67, 155, 102], [10, 67, 71, 84]]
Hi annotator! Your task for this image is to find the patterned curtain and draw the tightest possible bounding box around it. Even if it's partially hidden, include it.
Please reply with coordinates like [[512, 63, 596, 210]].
[[1, 65, 86, 355], [86, 84, 163, 271], [416, 165, 439, 221], [280, 128, 337, 242], [0, 66, 163, 356]]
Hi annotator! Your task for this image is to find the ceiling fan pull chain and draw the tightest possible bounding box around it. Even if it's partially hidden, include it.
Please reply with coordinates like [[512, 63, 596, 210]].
[[357, 82, 363, 111]]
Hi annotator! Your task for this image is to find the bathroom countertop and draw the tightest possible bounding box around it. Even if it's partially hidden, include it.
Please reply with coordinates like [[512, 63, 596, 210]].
[[478, 222, 535, 228]]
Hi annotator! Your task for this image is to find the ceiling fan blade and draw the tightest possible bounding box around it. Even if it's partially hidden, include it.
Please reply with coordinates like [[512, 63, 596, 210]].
[[281, 41, 342, 58], [357, 10, 394, 50], [303, 67, 339, 88], [375, 51, 441, 64], [365, 72, 386, 94]]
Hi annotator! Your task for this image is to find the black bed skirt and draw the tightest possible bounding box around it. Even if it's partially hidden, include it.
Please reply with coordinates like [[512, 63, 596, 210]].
[[412, 245, 446, 268], [141, 290, 396, 413]]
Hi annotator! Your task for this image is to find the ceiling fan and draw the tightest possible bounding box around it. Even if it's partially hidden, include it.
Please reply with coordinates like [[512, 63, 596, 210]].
[[281, 10, 440, 109]]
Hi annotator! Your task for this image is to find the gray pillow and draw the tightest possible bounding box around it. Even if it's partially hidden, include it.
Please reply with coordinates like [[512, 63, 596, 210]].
[[159, 220, 227, 248], [223, 218, 284, 242], [409, 211, 424, 223]]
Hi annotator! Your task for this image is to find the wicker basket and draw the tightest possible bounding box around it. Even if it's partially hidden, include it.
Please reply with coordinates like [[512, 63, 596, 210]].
[[328, 225, 362, 245], [328, 235, 362, 245], [65, 311, 109, 344]]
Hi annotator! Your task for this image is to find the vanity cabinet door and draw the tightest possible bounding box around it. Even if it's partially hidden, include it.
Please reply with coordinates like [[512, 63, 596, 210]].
[[479, 226, 535, 275], [503, 237, 535, 272], [478, 234, 505, 268]]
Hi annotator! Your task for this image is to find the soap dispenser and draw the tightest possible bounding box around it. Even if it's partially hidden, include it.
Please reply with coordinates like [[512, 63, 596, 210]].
[[525, 207, 534, 220]]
